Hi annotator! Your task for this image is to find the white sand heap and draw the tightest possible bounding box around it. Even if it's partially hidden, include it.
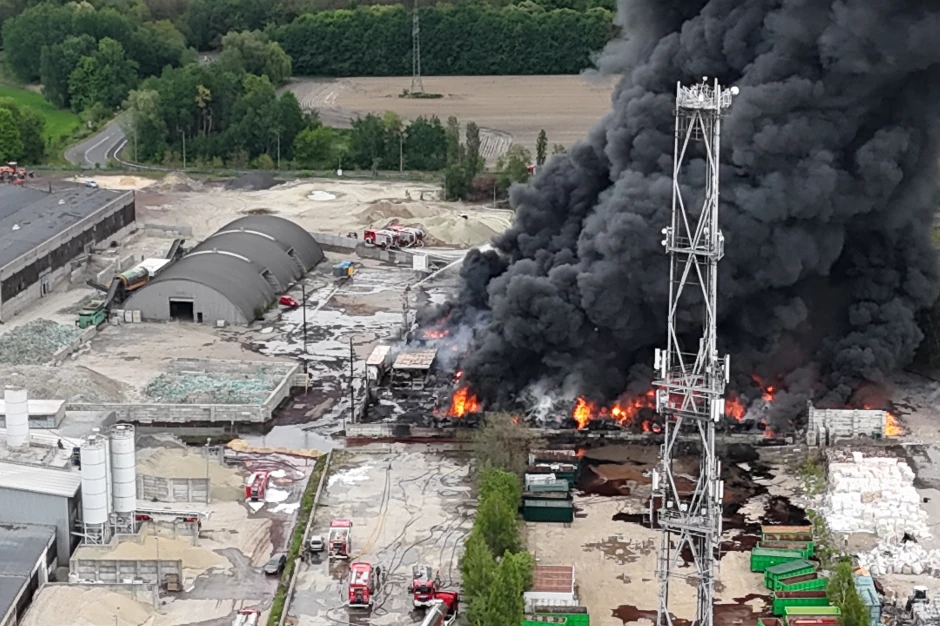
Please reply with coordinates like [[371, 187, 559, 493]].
[[136, 447, 246, 502], [823, 451, 928, 539]]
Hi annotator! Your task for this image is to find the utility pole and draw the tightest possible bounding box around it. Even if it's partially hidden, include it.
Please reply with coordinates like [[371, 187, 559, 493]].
[[399, 133, 404, 172], [205, 437, 211, 504], [277, 133, 281, 170], [411, 0, 424, 95], [652, 78, 738, 626], [301, 283, 308, 373], [348, 338, 356, 423], [180, 130, 186, 170]]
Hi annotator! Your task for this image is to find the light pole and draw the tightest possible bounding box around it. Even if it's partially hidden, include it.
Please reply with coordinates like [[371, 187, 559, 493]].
[[277, 133, 281, 170], [180, 130, 186, 170], [399, 133, 403, 172], [205, 437, 211, 504], [301, 283, 308, 373]]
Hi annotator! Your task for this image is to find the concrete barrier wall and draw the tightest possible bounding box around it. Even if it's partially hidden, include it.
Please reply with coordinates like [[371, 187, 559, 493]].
[[53, 326, 97, 365], [144, 223, 193, 237], [311, 232, 359, 252], [65, 402, 267, 424], [137, 474, 209, 503], [70, 559, 183, 585], [355, 243, 414, 266]]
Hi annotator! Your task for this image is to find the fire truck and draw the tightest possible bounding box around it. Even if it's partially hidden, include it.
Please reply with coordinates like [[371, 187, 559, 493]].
[[328, 519, 353, 559], [347, 561, 377, 608], [410, 565, 442, 607], [245, 471, 270, 502], [388, 225, 425, 247], [363, 228, 400, 249], [418, 592, 459, 626]]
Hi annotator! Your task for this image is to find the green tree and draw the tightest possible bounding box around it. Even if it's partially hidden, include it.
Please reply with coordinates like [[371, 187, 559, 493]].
[[828, 558, 868, 626], [475, 478, 519, 556], [403, 116, 447, 170], [219, 30, 292, 86], [16, 110, 45, 163], [465, 121, 483, 177], [0, 109, 24, 163], [445, 115, 461, 165], [124, 88, 168, 162], [69, 38, 140, 112], [472, 412, 545, 478], [130, 20, 188, 77], [536, 129, 547, 165], [552, 143, 566, 155], [276, 91, 306, 160], [294, 126, 334, 167], [40, 35, 97, 109], [459, 530, 496, 625], [496, 144, 532, 191], [482, 551, 531, 626], [228, 73, 279, 158], [2, 3, 75, 82], [348, 113, 388, 169]]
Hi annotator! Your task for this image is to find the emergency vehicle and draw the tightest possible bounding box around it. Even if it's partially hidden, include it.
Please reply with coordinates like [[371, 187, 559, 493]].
[[245, 471, 270, 502], [388, 225, 425, 247], [410, 565, 442, 607], [329, 519, 353, 559], [419, 592, 459, 626], [363, 228, 399, 249], [347, 562, 376, 608]]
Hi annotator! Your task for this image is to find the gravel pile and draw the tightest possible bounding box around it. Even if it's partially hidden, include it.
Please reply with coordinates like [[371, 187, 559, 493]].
[[224, 171, 277, 191], [0, 365, 129, 402], [144, 370, 283, 404], [0, 320, 83, 365]]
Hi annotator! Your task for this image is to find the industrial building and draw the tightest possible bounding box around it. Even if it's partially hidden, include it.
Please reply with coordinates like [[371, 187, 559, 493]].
[[0, 523, 57, 626], [125, 214, 324, 325], [0, 461, 82, 564], [0, 185, 136, 321]]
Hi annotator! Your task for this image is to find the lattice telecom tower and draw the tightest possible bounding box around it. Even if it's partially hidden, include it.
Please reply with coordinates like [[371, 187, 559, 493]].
[[411, 0, 424, 94], [651, 78, 738, 626]]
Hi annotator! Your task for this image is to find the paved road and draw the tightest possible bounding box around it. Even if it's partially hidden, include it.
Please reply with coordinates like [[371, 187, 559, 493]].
[[64, 120, 126, 168]]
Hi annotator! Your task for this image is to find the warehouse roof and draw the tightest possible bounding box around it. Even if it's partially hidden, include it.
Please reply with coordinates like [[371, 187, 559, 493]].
[[0, 460, 82, 498], [392, 349, 437, 370], [0, 523, 55, 626], [0, 186, 129, 270], [192, 230, 301, 290], [223, 214, 325, 270], [147, 251, 276, 321]]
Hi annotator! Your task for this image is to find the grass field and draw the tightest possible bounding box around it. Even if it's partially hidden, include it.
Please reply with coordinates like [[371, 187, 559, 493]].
[[289, 75, 616, 161], [0, 86, 82, 142]]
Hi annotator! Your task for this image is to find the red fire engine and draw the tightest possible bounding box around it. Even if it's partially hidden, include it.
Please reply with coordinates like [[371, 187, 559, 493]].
[[419, 592, 459, 626], [328, 519, 353, 559], [245, 471, 270, 502], [347, 562, 376, 608], [363, 228, 399, 249], [410, 565, 442, 607], [388, 225, 425, 247]]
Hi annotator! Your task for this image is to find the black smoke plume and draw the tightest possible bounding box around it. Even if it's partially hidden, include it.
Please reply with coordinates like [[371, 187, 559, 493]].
[[437, 0, 940, 418]]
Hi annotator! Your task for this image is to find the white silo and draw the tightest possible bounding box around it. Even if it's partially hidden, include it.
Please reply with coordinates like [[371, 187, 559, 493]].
[[4, 387, 29, 448], [80, 434, 111, 543], [110, 424, 137, 515], [92, 428, 113, 515]]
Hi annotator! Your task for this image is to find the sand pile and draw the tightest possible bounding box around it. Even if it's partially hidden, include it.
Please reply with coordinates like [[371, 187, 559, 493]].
[[420, 214, 498, 247], [75, 530, 231, 579], [225, 171, 277, 191], [20, 585, 153, 626], [150, 171, 202, 193], [0, 364, 129, 402], [136, 448, 246, 501]]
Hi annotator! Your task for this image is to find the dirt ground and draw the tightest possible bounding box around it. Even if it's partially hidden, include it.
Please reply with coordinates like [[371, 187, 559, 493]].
[[289, 75, 615, 160], [289, 444, 473, 626]]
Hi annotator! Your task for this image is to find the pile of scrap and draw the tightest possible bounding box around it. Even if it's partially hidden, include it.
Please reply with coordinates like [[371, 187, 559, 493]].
[[389, 349, 437, 390], [522, 450, 578, 524], [0, 320, 83, 365]]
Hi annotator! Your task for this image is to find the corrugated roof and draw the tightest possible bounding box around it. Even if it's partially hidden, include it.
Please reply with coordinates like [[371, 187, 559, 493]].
[[222, 215, 325, 271], [0, 460, 82, 498], [531, 566, 575, 593], [0, 523, 55, 576], [140, 251, 276, 322], [367, 345, 392, 366], [392, 350, 437, 370], [0, 186, 129, 270], [193, 230, 300, 290]]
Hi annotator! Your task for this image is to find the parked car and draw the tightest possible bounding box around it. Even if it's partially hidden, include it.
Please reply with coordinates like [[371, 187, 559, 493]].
[[307, 535, 325, 553], [262, 553, 287, 576], [84, 179, 99, 188]]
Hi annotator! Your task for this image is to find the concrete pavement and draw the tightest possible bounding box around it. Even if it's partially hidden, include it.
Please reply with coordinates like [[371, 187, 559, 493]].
[[64, 120, 126, 168]]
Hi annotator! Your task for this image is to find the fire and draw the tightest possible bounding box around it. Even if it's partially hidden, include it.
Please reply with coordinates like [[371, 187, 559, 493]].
[[884, 412, 904, 437], [422, 328, 450, 340], [725, 395, 746, 421], [448, 386, 480, 417], [572, 390, 655, 430], [572, 397, 596, 430], [641, 420, 651, 433], [763, 385, 776, 402]]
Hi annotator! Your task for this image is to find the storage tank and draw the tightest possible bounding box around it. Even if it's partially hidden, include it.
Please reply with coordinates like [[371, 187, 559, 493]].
[[80, 435, 109, 526], [4, 387, 29, 448], [117, 266, 149, 287], [110, 424, 137, 514]]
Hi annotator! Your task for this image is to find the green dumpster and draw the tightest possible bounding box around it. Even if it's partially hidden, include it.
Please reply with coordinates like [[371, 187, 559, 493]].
[[774, 573, 829, 592], [763, 559, 815, 585], [772, 591, 830, 616], [783, 606, 841, 621], [752, 548, 806, 574], [760, 540, 814, 558]]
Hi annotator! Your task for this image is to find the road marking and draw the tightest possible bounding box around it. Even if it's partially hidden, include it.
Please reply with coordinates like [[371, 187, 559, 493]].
[[84, 131, 114, 165]]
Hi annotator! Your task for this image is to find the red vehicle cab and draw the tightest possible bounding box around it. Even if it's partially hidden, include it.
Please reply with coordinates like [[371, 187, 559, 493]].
[[347, 561, 375, 608], [245, 471, 270, 502], [329, 519, 353, 559], [419, 592, 459, 626], [411, 565, 441, 607]]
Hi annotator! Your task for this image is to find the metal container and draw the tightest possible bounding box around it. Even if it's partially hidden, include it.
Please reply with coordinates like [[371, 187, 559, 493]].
[[110, 424, 137, 514], [118, 266, 150, 286], [772, 592, 830, 616], [773, 573, 828, 593], [80, 435, 109, 525], [4, 387, 29, 448]]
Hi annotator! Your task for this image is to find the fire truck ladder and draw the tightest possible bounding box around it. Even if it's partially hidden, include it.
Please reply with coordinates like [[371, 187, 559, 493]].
[[651, 78, 738, 626]]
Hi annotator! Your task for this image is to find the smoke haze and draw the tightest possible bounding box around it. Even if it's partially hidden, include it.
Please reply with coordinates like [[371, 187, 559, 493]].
[[440, 0, 940, 418]]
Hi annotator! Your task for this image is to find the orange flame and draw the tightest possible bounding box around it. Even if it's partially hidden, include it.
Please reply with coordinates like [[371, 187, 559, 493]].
[[422, 328, 450, 340], [763, 385, 776, 402], [572, 397, 595, 430], [572, 391, 655, 430], [884, 412, 903, 437], [725, 395, 746, 421], [448, 386, 480, 417], [641, 420, 651, 433]]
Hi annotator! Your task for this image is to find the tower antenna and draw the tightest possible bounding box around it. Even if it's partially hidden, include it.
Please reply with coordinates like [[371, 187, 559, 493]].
[[411, 0, 424, 95], [652, 78, 738, 626]]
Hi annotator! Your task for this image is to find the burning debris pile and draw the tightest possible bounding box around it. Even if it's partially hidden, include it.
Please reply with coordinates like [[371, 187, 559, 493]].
[[419, 0, 940, 428]]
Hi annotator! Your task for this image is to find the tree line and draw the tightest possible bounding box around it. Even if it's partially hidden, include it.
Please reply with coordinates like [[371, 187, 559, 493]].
[[275, 4, 614, 76], [0, 98, 46, 163]]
